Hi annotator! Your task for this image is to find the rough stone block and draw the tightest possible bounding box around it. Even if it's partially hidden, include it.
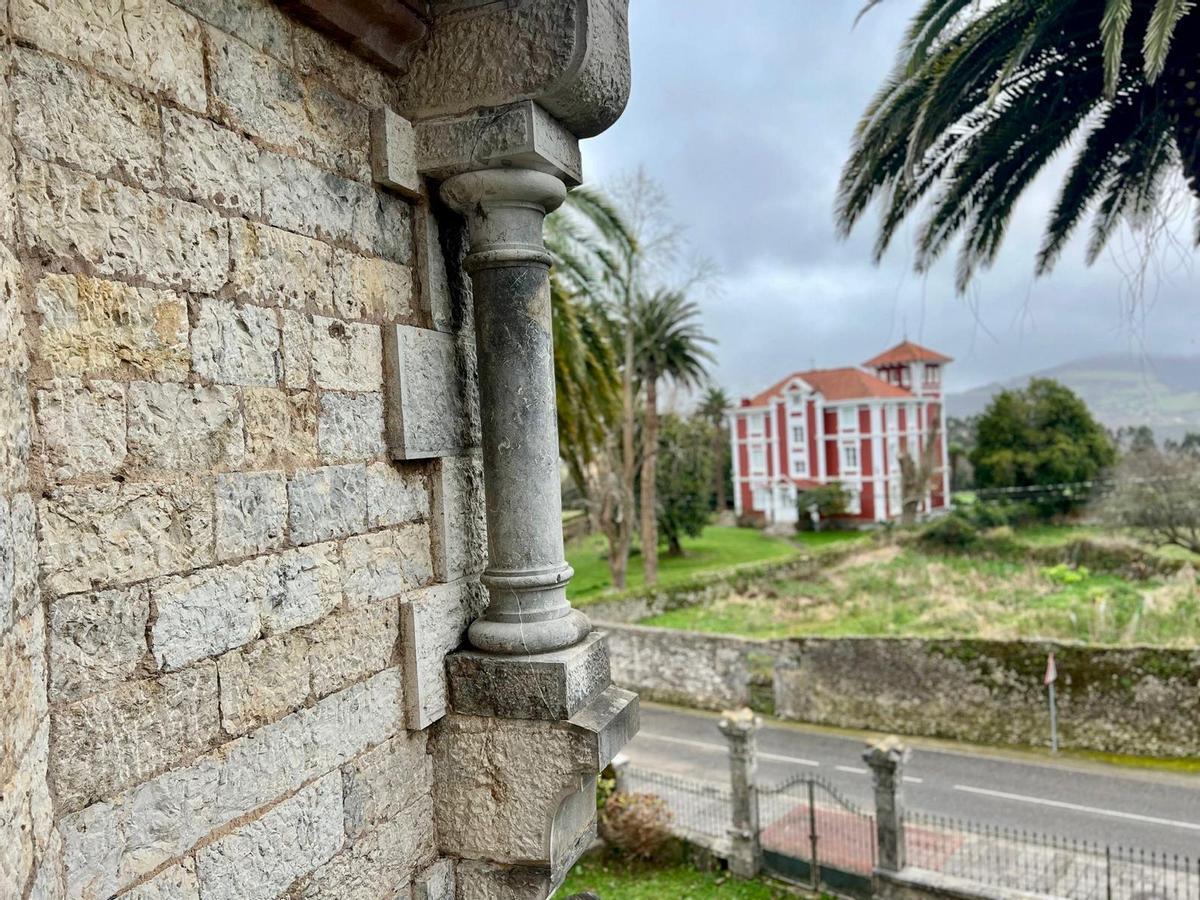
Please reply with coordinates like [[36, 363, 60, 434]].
[[217, 632, 310, 736], [57, 669, 402, 899], [117, 858, 199, 900], [370, 107, 420, 197], [414, 206, 456, 334], [341, 732, 431, 838], [126, 382, 245, 472], [12, 47, 162, 187], [431, 715, 594, 865], [383, 325, 469, 460], [365, 461, 428, 528], [0, 609, 48, 789], [259, 151, 411, 263], [39, 482, 213, 596], [163, 109, 261, 216], [190, 299, 282, 387], [262, 542, 343, 634], [413, 858, 455, 900], [292, 25, 398, 110], [446, 632, 611, 722], [298, 794, 435, 900], [305, 598, 398, 699], [196, 772, 345, 900], [51, 663, 219, 813], [332, 252, 414, 321], [318, 392, 385, 460], [36, 378, 126, 479], [26, 826, 66, 900], [48, 583, 150, 703], [280, 309, 314, 389], [34, 274, 189, 380], [230, 220, 335, 311], [430, 456, 487, 582], [312, 317, 383, 392], [11, 0, 207, 111], [243, 388, 319, 468], [341, 524, 433, 608], [0, 720, 52, 898], [399, 580, 483, 729], [0, 497, 12, 634], [173, 0, 292, 60], [288, 464, 367, 545], [18, 158, 228, 292], [208, 28, 368, 181], [150, 561, 266, 670], [415, 100, 581, 186], [454, 860, 551, 900], [215, 470, 288, 560], [11, 493, 37, 622]]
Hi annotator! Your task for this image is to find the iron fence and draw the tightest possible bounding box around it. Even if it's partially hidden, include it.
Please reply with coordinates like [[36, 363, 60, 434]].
[[758, 774, 877, 878], [905, 811, 1200, 900], [619, 765, 732, 851]]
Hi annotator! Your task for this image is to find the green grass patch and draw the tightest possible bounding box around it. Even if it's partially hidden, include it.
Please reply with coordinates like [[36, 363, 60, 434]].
[[562, 856, 793, 899], [643, 541, 1200, 645], [566, 526, 803, 602]]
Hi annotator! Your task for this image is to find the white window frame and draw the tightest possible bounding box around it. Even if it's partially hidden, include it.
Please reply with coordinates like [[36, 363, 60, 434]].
[[841, 440, 859, 473], [791, 423, 806, 446], [751, 486, 769, 510], [791, 454, 808, 477], [750, 446, 766, 476], [845, 486, 862, 515], [838, 406, 858, 434], [748, 413, 765, 439]]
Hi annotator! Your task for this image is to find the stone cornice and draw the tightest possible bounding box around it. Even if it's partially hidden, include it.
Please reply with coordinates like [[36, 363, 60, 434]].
[[398, 0, 631, 138], [276, 0, 429, 71]]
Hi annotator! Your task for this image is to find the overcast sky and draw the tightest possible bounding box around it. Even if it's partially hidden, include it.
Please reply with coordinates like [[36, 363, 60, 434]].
[[580, 1, 1200, 398]]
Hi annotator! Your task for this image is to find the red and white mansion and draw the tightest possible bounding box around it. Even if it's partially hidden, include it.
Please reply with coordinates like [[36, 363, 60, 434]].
[[730, 341, 952, 525]]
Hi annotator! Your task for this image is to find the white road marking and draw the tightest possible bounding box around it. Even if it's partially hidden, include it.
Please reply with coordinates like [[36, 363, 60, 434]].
[[952, 784, 1200, 832], [904, 776, 924, 784], [637, 733, 819, 767], [836, 765, 868, 775]]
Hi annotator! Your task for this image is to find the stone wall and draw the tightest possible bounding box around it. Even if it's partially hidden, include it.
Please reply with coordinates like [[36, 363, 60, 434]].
[[601, 624, 1200, 758], [0, 2, 486, 897]]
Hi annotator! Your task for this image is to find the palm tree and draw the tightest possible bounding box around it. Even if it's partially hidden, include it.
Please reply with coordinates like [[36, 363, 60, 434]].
[[838, 0, 1200, 293], [632, 289, 715, 585], [545, 190, 633, 496], [698, 385, 732, 513]]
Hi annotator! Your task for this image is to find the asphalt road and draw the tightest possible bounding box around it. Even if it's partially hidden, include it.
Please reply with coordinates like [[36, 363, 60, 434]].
[[624, 703, 1200, 858]]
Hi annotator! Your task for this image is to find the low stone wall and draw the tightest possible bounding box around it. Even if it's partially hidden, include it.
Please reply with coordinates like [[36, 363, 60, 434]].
[[600, 624, 1200, 758], [602, 623, 775, 710]]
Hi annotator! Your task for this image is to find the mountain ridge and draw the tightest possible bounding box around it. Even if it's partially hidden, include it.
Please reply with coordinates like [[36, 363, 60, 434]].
[[947, 354, 1200, 442]]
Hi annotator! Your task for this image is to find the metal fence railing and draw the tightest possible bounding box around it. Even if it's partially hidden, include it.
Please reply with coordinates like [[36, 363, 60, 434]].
[[758, 775, 877, 879], [905, 811, 1200, 900], [619, 765, 732, 852]]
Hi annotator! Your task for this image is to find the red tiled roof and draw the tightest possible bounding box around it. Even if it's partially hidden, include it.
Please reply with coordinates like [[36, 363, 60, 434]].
[[744, 367, 912, 406], [863, 340, 952, 367]]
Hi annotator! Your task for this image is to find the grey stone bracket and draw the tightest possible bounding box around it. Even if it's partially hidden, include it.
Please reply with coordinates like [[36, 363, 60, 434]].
[[432, 685, 639, 897], [370, 107, 421, 198], [446, 631, 611, 721], [383, 323, 476, 460], [415, 100, 583, 186]]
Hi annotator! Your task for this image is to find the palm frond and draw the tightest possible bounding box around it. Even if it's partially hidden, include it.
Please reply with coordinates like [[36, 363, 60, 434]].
[[1100, 0, 1132, 96], [1143, 0, 1195, 83]]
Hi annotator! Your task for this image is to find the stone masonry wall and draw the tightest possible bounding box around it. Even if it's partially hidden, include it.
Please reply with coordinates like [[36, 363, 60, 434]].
[[602, 623, 1200, 758], [0, 2, 486, 897]]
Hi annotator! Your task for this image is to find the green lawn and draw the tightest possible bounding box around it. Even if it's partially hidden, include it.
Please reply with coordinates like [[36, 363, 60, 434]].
[[566, 526, 802, 602], [562, 856, 793, 899], [643, 543, 1200, 645]]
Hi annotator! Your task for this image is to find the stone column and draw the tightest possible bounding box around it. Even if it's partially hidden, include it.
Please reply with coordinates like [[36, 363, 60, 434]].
[[439, 168, 591, 656], [863, 736, 910, 873], [718, 708, 762, 878]]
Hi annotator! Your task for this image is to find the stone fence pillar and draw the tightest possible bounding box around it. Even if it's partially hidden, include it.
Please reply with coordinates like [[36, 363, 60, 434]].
[[863, 736, 910, 873], [718, 708, 762, 878]]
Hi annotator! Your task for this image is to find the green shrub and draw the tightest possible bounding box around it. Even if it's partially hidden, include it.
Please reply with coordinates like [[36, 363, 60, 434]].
[[1042, 563, 1089, 585], [796, 483, 848, 530], [917, 514, 981, 551]]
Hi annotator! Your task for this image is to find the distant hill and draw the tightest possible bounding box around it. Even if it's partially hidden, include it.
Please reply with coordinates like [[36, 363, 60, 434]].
[[947, 354, 1200, 443]]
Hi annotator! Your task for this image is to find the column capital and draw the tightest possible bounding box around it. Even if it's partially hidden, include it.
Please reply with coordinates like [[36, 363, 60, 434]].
[[440, 167, 567, 217], [718, 707, 762, 741], [863, 735, 909, 777]]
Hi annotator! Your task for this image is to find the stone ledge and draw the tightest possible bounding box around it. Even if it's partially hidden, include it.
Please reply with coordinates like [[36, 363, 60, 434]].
[[446, 631, 610, 721], [877, 867, 1062, 900]]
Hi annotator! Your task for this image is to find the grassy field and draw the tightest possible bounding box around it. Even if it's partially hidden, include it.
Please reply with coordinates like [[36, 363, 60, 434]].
[[642, 542, 1200, 645], [566, 526, 803, 602], [562, 856, 793, 899]]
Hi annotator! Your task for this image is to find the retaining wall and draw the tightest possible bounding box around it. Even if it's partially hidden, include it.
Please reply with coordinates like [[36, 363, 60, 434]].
[[600, 623, 1200, 758]]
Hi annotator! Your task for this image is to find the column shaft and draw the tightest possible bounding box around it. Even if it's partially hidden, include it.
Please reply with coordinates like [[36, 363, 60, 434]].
[[440, 168, 590, 655]]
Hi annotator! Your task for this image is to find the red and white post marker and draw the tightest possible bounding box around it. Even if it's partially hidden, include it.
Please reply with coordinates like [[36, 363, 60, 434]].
[[1044, 652, 1058, 754]]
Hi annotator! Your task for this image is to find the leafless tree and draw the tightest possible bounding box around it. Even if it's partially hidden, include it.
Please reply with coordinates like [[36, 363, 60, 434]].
[[1101, 450, 1200, 555]]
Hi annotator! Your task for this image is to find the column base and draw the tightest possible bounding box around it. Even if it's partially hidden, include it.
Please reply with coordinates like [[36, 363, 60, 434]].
[[447, 630, 610, 721], [467, 607, 591, 656]]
